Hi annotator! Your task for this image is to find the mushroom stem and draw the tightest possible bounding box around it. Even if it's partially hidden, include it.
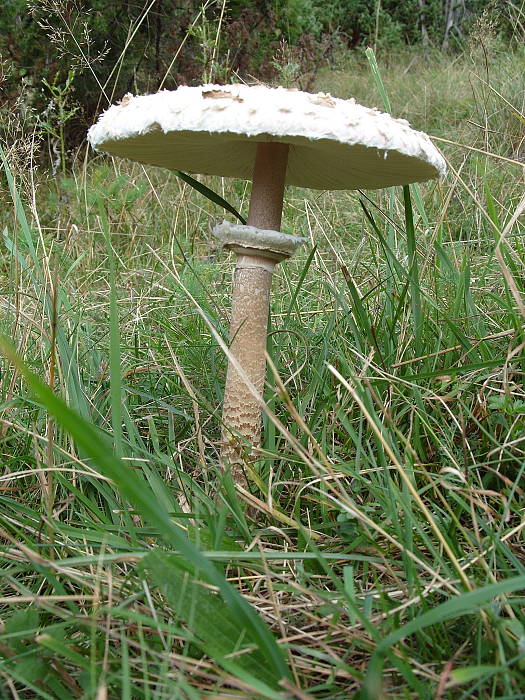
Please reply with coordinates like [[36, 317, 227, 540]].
[[247, 142, 289, 230], [220, 142, 289, 486]]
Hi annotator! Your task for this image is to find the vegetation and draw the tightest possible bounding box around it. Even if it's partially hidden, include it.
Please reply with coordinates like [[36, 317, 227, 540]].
[[1, 1, 525, 698], [0, 0, 517, 147]]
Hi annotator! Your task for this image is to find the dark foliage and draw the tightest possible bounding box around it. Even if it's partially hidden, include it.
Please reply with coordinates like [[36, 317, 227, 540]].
[[0, 0, 496, 158]]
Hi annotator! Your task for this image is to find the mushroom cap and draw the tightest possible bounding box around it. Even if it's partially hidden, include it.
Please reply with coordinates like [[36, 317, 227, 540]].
[[88, 84, 446, 190]]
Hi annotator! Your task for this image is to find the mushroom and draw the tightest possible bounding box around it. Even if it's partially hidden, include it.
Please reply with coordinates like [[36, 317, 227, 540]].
[[88, 84, 446, 490]]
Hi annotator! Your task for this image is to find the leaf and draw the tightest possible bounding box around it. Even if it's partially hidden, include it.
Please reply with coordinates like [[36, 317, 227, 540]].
[[450, 665, 502, 684], [15, 656, 50, 685], [4, 608, 40, 653], [36, 634, 91, 670], [142, 550, 286, 695], [174, 170, 246, 224]]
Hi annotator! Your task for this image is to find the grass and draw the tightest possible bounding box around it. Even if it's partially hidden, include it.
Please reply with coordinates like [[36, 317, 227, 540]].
[[1, 41, 525, 698]]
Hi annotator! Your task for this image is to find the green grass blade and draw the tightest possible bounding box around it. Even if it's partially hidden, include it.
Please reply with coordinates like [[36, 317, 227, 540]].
[[174, 170, 246, 224], [364, 47, 392, 112], [0, 338, 291, 685], [0, 143, 38, 267], [403, 185, 422, 355], [97, 198, 124, 457], [364, 575, 525, 698], [142, 550, 288, 694]]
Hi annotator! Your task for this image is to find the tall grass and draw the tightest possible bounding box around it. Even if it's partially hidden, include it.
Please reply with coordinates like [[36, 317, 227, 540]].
[[1, 43, 525, 698]]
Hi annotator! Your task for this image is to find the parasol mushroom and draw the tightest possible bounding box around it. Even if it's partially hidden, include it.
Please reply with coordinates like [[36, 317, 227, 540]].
[[87, 84, 446, 490]]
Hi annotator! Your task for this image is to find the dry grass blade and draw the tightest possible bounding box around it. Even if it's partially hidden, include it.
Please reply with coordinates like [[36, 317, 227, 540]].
[[326, 363, 474, 592]]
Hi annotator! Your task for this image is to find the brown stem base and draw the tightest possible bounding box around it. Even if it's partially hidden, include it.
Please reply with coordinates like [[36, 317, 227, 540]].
[[219, 142, 289, 492], [220, 253, 275, 487]]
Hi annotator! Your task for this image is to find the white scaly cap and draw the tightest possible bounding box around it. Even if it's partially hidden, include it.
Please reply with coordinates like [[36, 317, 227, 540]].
[[88, 84, 446, 190]]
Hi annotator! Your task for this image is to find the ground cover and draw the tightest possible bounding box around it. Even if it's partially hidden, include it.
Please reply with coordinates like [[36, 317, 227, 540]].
[[0, 42, 524, 698]]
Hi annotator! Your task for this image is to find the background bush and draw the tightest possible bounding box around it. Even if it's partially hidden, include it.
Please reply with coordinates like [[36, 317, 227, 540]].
[[0, 0, 519, 173]]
